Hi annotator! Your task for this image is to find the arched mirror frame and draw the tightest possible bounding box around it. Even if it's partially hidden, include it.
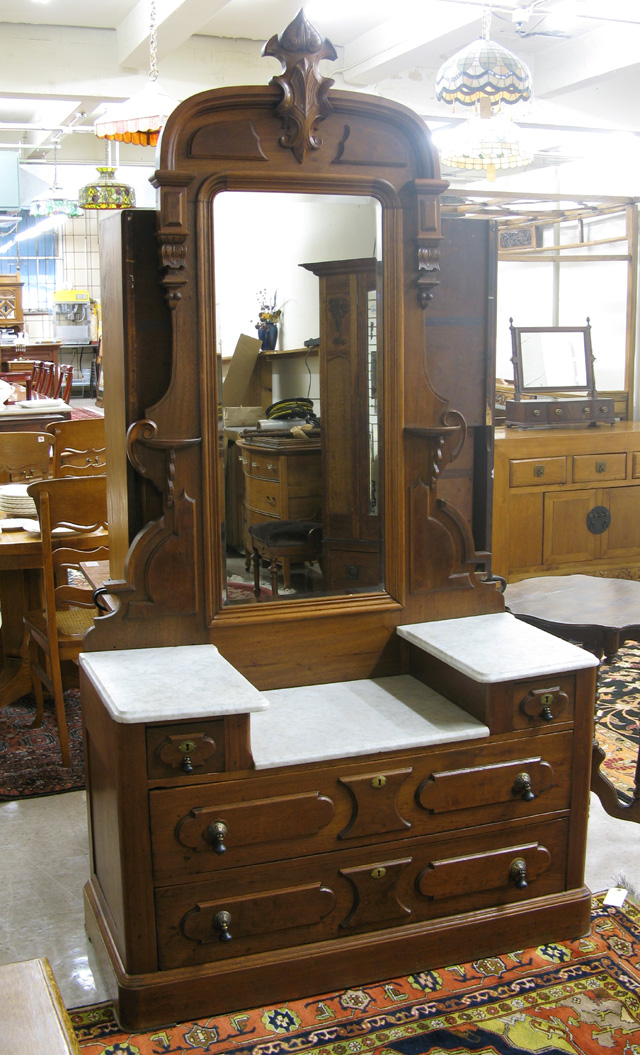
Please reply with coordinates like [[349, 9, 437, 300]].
[[87, 13, 502, 685]]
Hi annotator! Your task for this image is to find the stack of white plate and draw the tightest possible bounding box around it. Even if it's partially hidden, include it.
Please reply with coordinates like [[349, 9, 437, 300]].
[[0, 483, 38, 518]]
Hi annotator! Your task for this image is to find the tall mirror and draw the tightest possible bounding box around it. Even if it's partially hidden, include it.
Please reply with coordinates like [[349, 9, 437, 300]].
[[213, 190, 383, 605]]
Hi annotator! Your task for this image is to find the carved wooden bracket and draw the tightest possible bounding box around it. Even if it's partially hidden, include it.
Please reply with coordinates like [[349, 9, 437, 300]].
[[262, 10, 337, 163], [404, 410, 467, 489], [127, 419, 201, 505]]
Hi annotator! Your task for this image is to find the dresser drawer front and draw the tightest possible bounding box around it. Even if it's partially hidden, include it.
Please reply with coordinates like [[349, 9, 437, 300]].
[[572, 453, 626, 483], [509, 457, 566, 488], [246, 477, 283, 516], [149, 733, 573, 880], [155, 817, 569, 968], [511, 676, 575, 729], [146, 720, 226, 779], [244, 450, 280, 481]]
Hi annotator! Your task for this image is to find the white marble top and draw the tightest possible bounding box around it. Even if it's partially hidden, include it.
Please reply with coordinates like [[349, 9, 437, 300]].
[[250, 675, 489, 770], [79, 645, 269, 723], [397, 612, 599, 683]]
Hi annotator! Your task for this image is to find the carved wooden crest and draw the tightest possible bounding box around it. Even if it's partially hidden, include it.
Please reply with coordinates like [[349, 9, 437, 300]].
[[262, 9, 337, 163]]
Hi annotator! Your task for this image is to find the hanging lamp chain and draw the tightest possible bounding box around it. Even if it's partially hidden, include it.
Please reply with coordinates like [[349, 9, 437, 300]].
[[481, 4, 492, 39], [149, 0, 159, 83]]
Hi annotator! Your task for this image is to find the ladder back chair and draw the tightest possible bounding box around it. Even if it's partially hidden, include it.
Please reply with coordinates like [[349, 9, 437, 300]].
[[54, 363, 74, 403], [47, 417, 106, 477], [0, 430, 54, 485], [23, 476, 109, 767]]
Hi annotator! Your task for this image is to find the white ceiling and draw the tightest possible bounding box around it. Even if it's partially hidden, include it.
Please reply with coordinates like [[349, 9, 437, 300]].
[[1, 0, 639, 183]]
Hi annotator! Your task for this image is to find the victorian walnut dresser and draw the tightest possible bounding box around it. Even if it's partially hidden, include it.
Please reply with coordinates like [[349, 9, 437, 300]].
[[83, 11, 599, 1031]]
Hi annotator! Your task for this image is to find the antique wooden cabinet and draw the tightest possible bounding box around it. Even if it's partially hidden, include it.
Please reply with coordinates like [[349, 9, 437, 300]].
[[83, 11, 597, 1032], [492, 421, 640, 582]]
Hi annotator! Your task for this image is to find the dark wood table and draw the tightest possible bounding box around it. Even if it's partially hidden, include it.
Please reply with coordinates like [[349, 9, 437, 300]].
[[505, 573, 640, 821]]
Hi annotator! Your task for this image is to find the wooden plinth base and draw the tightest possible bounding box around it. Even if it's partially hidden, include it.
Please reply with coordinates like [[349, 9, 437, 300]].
[[84, 880, 593, 1032]]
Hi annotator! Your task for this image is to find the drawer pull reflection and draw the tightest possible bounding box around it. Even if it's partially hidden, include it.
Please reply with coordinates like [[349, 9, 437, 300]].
[[206, 821, 228, 855], [213, 910, 232, 942], [512, 772, 535, 801], [509, 857, 528, 889]]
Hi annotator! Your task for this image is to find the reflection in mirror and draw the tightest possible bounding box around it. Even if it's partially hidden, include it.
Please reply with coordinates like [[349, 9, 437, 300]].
[[520, 331, 589, 390], [213, 191, 382, 605]]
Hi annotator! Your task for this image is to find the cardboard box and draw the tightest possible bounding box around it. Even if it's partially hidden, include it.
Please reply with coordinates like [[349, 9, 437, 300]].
[[223, 406, 262, 426], [222, 334, 261, 407]]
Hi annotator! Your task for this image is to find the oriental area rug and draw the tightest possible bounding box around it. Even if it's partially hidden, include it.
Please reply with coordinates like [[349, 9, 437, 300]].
[[70, 893, 640, 1054]]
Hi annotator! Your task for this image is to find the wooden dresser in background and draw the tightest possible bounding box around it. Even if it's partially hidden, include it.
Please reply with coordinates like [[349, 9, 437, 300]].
[[237, 433, 321, 587], [492, 421, 640, 582]]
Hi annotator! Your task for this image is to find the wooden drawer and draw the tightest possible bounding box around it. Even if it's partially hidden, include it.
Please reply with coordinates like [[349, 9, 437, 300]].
[[155, 816, 569, 967], [510, 675, 575, 729], [146, 720, 226, 779], [509, 457, 566, 488], [633, 451, 640, 479], [245, 476, 282, 516], [572, 453, 626, 483], [149, 732, 573, 879], [243, 450, 280, 481]]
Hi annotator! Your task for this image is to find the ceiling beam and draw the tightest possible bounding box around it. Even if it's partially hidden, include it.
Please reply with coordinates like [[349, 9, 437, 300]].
[[533, 21, 640, 97], [116, 0, 235, 70], [339, 1, 480, 85]]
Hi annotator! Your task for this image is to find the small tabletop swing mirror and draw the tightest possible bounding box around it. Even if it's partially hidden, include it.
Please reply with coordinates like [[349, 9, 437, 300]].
[[505, 318, 616, 427]]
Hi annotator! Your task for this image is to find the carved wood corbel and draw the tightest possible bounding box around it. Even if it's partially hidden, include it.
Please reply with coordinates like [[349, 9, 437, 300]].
[[263, 9, 338, 163], [127, 419, 201, 506]]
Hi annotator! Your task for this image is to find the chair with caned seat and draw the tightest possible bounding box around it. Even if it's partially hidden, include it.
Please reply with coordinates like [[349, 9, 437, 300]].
[[23, 476, 108, 767], [47, 416, 105, 477], [0, 430, 54, 485], [248, 519, 322, 599]]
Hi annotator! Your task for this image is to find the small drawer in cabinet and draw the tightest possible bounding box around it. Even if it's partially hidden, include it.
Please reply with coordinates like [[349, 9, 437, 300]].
[[246, 477, 282, 516], [509, 457, 566, 488], [146, 720, 226, 780], [572, 453, 626, 483], [511, 675, 575, 729], [244, 450, 280, 481], [633, 451, 640, 479], [155, 817, 569, 968], [149, 732, 573, 880]]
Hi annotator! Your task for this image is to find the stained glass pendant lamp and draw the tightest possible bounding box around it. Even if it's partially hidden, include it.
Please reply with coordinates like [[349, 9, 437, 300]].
[[437, 109, 533, 181], [435, 8, 532, 108], [29, 142, 82, 218], [94, 0, 178, 147], [79, 145, 135, 210]]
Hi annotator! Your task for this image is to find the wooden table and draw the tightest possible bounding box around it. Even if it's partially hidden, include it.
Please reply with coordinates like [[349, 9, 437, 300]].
[[0, 525, 108, 709], [505, 573, 640, 821], [0, 403, 71, 432]]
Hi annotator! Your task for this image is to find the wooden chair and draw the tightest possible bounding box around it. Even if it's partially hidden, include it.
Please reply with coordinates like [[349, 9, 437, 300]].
[[249, 519, 322, 598], [0, 369, 32, 400], [47, 417, 106, 477], [23, 476, 108, 767], [0, 430, 54, 484], [31, 360, 56, 398], [54, 364, 74, 403]]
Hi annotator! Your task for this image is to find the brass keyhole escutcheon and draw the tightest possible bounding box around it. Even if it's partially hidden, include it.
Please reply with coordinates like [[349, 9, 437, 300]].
[[540, 693, 553, 707], [596, 460, 606, 473], [370, 867, 387, 879], [371, 775, 387, 788], [533, 464, 545, 477], [178, 740, 196, 754]]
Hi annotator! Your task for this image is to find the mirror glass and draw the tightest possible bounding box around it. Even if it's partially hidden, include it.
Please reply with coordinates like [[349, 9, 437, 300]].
[[519, 330, 589, 390], [213, 191, 383, 605]]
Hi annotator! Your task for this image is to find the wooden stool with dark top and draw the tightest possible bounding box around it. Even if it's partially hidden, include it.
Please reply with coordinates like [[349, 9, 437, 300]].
[[249, 519, 322, 598]]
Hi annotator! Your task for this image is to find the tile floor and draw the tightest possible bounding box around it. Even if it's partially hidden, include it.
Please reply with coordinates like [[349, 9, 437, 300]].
[[0, 787, 637, 1012]]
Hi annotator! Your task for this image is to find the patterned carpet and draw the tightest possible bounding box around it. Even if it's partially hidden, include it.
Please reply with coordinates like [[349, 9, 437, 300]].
[[594, 643, 640, 804], [70, 893, 640, 1054]]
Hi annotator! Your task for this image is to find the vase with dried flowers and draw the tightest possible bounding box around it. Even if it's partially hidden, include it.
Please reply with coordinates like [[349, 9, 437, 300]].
[[255, 289, 282, 350]]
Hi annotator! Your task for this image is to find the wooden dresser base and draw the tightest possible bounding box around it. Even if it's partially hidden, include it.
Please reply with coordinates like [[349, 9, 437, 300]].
[[85, 880, 592, 1031]]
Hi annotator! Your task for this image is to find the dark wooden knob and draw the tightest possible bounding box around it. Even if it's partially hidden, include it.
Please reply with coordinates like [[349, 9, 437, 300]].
[[509, 857, 528, 889], [513, 772, 535, 801], [213, 910, 232, 942], [206, 821, 228, 855]]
